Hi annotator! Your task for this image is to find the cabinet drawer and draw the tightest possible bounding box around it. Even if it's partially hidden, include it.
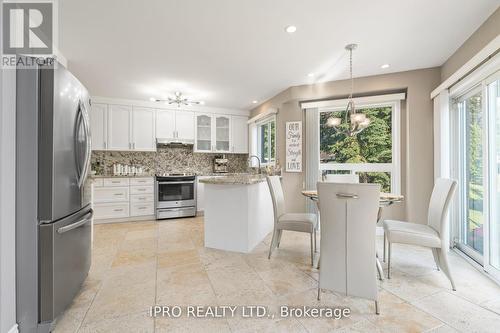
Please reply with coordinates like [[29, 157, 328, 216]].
[[130, 177, 154, 186], [130, 186, 154, 195], [93, 187, 129, 203], [94, 203, 130, 220], [93, 179, 104, 187], [103, 178, 130, 187], [130, 202, 154, 216], [130, 194, 154, 203]]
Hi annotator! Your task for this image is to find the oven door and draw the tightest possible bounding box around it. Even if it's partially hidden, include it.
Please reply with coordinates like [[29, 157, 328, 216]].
[[156, 180, 196, 208]]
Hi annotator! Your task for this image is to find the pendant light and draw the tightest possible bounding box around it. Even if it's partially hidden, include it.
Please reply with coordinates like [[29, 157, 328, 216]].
[[326, 44, 370, 136]]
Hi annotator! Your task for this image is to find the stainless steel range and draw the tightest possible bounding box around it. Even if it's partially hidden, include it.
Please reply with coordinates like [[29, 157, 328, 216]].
[[155, 173, 197, 219]]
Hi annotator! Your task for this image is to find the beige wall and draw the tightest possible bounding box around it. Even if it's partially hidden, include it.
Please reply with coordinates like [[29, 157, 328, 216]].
[[441, 6, 500, 82], [251, 68, 441, 225]]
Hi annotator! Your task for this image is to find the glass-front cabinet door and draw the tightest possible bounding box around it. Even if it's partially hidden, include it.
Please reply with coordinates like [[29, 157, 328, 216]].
[[196, 114, 212, 152], [215, 115, 230, 152]]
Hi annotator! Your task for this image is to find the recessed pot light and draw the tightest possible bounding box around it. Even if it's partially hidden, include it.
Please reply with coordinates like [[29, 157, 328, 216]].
[[252, 100, 258, 104], [285, 25, 297, 33], [199, 101, 205, 105], [308, 73, 315, 77], [381, 64, 390, 69], [149, 97, 157, 102]]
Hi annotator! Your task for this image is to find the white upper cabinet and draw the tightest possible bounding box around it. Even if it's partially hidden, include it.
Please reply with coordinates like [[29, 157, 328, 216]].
[[156, 110, 194, 141], [195, 114, 212, 152], [194, 113, 248, 153], [90, 103, 107, 150], [175, 111, 195, 141], [231, 116, 248, 154], [90, 100, 248, 154], [108, 104, 132, 150], [132, 107, 156, 151], [215, 115, 231, 153], [156, 109, 175, 139]]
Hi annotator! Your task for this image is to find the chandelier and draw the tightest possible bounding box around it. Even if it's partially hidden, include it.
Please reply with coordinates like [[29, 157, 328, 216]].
[[150, 92, 204, 107], [326, 44, 370, 136]]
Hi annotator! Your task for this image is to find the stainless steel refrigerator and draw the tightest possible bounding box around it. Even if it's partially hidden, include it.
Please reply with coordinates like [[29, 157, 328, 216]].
[[16, 57, 93, 333]]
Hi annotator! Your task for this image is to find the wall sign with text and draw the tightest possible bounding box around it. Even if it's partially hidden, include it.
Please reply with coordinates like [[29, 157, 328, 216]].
[[285, 121, 302, 172]]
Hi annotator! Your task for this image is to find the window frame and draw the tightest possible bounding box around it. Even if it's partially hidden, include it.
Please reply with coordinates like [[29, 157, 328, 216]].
[[318, 100, 401, 194], [256, 115, 276, 166]]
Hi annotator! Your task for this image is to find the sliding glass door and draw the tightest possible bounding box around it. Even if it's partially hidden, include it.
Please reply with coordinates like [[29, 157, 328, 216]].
[[454, 71, 500, 279], [457, 88, 484, 261], [487, 76, 500, 275]]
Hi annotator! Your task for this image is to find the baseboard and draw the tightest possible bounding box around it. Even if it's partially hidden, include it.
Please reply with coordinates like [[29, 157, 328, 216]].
[[8, 323, 18, 333]]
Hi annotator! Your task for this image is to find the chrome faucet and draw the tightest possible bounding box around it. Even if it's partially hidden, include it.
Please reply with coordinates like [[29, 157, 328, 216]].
[[248, 155, 261, 174]]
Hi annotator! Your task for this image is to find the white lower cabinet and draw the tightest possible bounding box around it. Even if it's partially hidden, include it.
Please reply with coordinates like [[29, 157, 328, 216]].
[[93, 187, 129, 203], [93, 202, 130, 220], [130, 194, 154, 203], [130, 202, 154, 216], [93, 177, 155, 222]]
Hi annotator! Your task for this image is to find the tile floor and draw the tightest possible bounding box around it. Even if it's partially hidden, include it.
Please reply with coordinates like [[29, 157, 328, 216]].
[[54, 217, 500, 333]]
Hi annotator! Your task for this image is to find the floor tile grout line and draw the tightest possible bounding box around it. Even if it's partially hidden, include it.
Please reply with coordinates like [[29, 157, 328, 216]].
[[408, 290, 478, 333], [440, 288, 500, 317], [193, 221, 233, 332], [368, 286, 451, 331], [75, 226, 130, 331], [78, 222, 154, 332], [75, 257, 114, 332]]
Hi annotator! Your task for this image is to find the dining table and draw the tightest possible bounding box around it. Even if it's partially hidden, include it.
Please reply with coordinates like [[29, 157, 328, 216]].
[[301, 189, 404, 278]]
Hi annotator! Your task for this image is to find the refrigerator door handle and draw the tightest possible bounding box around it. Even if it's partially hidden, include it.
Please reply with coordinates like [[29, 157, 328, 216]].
[[77, 100, 92, 188], [57, 210, 93, 234], [74, 108, 84, 184]]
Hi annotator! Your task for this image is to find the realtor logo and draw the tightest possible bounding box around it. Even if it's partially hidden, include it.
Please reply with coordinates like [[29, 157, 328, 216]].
[[2, 2, 53, 54]]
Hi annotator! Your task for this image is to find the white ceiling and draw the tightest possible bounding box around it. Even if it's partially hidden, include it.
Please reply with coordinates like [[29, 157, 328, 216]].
[[59, 0, 499, 111]]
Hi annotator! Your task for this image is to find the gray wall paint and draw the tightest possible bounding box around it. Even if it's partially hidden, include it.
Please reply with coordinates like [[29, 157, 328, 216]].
[[251, 68, 441, 225], [0, 1, 18, 331], [441, 6, 500, 82]]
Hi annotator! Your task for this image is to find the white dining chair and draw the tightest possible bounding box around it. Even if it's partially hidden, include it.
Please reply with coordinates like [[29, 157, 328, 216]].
[[267, 176, 318, 265], [325, 173, 360, 183], [383, 178, 457, 290], [317, 182, 381, 314], [323, 173, 384, 280]]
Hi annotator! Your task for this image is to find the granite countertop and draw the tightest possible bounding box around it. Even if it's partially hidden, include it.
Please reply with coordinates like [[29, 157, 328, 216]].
[[90, 174, 154, 178], [199, 174, 267, 185]]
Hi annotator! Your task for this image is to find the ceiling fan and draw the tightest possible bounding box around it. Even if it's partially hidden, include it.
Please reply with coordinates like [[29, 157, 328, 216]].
[[150, 91, 204, 107]]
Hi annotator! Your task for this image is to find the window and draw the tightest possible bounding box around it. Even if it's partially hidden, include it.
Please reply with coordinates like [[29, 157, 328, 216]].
[[318, 101, 401, 193], [256, 117, 276, 165]]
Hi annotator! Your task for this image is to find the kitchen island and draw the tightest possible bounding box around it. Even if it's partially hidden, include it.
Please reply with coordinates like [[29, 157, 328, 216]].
[[199, 174, 274, 253]]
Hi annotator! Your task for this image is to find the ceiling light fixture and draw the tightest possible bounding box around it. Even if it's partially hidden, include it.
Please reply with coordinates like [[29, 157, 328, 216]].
[[381, 64, 390, 69], [150, 91, 203, 107], [285, 25, 297, 33], [326, 44, 370, 136], [252, 100, 258, 104], [308, 73, 315, 77]]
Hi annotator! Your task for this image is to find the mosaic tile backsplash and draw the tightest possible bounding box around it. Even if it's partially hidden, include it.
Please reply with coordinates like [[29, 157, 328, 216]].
[[91, 147, 249, 176]]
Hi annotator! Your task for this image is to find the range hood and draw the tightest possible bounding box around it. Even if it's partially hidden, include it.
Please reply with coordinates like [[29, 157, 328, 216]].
[[156, 138, 194, 148]]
